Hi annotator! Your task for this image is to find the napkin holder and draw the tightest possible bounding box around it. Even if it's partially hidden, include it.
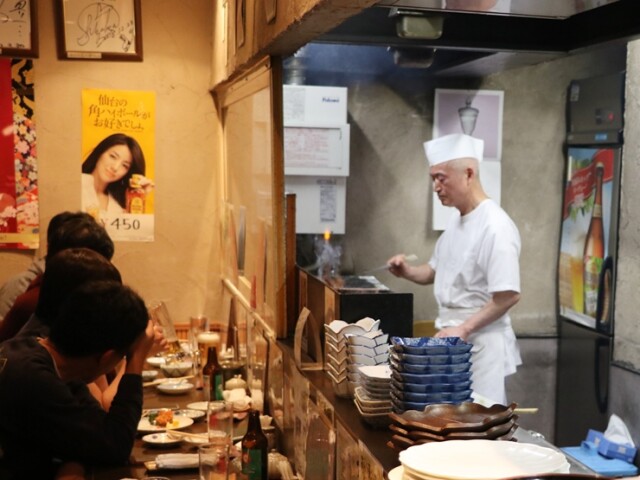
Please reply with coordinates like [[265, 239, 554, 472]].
[[561, 441, 638, 477], [586, 429, 637, 463], [294, 307, 323, 371]]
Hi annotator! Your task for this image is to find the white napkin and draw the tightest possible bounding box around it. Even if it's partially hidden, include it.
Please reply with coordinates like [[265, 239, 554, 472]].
[[604, 414, 636, 446], [155, 453, 199, 469]]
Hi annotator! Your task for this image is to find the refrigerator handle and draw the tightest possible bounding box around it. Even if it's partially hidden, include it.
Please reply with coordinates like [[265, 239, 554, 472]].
[[596, 256, 614, 333], [594, 336, 610, 413]]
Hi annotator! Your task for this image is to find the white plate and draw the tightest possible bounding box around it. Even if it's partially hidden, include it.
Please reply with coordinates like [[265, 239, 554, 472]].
[[388, 466, 403, 480], [157, 382, 195, 395], [186, 401, 208, 411], [146, 356, 166, 367], [175, 409, 206, 421], [142, 432, 183, 447], [142, 370, 159, 381], [138, 415, 194, 433], [399, 440, 569, 480]]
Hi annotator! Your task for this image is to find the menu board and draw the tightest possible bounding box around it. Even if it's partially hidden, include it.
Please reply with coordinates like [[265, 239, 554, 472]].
[[284, 125, 350, 176]]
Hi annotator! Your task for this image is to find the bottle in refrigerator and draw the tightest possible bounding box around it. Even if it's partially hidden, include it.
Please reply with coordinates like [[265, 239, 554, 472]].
[[583, 162, 605, 317]]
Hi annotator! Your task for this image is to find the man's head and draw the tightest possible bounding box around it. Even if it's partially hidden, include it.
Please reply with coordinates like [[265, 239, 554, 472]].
[[424, 134, 485, 213], [36, 248, 122, 324], [49, 280, 148, 382], [46, 211, 114, 261]]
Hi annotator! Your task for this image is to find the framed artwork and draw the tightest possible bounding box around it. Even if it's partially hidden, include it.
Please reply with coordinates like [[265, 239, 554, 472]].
[[55, 0, 143, 61], [0, 0, 39, 58]]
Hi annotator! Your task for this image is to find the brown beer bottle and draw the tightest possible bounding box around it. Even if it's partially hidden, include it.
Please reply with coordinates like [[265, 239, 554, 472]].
[[202, 346, 224, 401], [241, 410, 268, 480], [583, 162, 605, 317]]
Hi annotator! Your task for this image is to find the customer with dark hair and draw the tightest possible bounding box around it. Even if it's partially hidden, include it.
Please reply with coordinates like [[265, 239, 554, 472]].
[[0, 280, 154, 479], [0, 212, 114, 342], [18, 248, 121, 339], [0, 211, 113, 323]]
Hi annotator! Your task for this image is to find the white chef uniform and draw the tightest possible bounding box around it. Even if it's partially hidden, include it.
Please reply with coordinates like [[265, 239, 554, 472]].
[[429, 198, 522, 404]]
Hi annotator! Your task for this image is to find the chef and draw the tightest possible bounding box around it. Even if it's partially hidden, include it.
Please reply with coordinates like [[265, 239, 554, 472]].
[[387, 133, 522, 404]]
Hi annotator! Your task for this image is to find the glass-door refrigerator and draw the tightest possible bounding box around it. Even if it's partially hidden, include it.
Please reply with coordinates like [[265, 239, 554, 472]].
[[555, 71, 624, 447]]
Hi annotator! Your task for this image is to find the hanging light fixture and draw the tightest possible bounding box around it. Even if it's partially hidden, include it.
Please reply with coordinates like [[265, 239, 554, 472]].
[[458, 96, 479, 135]]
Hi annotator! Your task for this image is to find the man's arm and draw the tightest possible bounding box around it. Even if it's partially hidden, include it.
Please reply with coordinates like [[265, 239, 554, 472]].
[[435, 290, 520, 340]]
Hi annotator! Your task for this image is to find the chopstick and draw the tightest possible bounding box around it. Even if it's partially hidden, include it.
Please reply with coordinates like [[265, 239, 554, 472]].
[[514, 407, 539, 414], [165, 430, 208, 440], [142, 375, 193, 387]]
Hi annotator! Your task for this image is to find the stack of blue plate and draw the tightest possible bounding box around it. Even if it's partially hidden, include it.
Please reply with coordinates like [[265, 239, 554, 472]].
[[389, 337, 473, 413]]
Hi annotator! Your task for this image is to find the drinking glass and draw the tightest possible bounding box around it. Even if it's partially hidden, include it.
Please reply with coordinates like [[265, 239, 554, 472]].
[[148, 301, 181, 354], [199, 442, 229, 480], [207, 400, 233, 443], [189, 316, 209, 366]]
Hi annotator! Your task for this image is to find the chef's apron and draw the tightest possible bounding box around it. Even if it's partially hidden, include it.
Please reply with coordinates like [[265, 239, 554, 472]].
[[436, 307, 521, 405]]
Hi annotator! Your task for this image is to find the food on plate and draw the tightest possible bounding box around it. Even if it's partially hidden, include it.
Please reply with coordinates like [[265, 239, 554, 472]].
[[149, 409, 174, 427]]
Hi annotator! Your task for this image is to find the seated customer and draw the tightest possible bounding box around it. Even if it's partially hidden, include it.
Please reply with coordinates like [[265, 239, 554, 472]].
[[0, 280, 154, 480], [16, 248, 127, 411], [0, 211, 114, 342]]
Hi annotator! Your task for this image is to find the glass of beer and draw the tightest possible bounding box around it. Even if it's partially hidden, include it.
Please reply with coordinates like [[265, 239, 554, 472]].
[[198, 330, 221, 367]]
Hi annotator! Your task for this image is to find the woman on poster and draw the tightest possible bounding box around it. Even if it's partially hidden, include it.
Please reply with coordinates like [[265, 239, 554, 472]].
[[81, 133, 153, 217]]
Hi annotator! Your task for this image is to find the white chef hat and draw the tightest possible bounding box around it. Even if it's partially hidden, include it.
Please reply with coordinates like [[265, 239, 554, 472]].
[[424, 133, 484, 166]]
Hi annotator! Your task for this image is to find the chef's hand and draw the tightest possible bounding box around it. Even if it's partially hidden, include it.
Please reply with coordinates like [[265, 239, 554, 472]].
[[435, 325, 470, 341], [387, 254, 435, 285], [387, 254, 410, 278]]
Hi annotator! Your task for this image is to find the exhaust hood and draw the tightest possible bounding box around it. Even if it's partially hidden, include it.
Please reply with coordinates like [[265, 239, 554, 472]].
[[375, 0, 621, 20], [313, 0, 637, 76]]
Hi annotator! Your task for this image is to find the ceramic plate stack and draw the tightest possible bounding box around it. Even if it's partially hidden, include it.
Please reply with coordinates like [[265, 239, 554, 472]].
[[389, 337, 473, 413], [387, 402, 519, 452], [353, 364, 392, 427], [345, 329, 389, 396], [389, 439, 570, 480], [325, 318, 381, 398]]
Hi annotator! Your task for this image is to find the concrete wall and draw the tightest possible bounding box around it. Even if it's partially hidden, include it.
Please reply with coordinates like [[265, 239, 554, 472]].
[[0, 0, 223, 324]]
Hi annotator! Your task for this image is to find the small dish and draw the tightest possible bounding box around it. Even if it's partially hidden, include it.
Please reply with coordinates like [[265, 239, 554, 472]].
[[142, 370, 159, 381], [174, 409, 206, 421], [390, 359, 472, 375], [142, 432, 183, 447], [146, 356, 166, 367], [390, 378, 473, 393], [391, 336, 472, 355], [358, 364, 392, 381], [157, 382, 195, 395], [160, 361, 193, 378], [391, 370, 472, 385], [186, 401, 209, 411]]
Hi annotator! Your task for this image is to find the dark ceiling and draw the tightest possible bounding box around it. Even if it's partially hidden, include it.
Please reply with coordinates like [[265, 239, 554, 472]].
[[311, 0, 640, 77]]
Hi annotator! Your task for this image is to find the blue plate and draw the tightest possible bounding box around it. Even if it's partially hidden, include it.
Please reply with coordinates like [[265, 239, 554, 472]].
[[391, 337, 472, 355], [391, 396, 470, 412], [390, 359, 471, 374], [391, 370, 472, 385], [390, 378, 472, 393], [390, 351, 472, 365], [389, 387, 473, 403]]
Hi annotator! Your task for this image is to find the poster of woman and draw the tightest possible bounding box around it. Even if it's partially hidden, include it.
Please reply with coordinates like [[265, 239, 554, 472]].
[[81, 89, 155, 241]]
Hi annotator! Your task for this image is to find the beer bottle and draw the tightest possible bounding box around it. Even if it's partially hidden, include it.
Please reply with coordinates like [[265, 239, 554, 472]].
[[202, 346, 224, 401], [241, 410, 268, 480], [583, 162, 605, 317]]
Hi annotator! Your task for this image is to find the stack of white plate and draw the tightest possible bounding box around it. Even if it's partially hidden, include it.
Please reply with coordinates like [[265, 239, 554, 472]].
[[324, 318, 381, 398], [389, 439, 571, 480], [390, 337, 473, 412], [353, 364, 392, 427]]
